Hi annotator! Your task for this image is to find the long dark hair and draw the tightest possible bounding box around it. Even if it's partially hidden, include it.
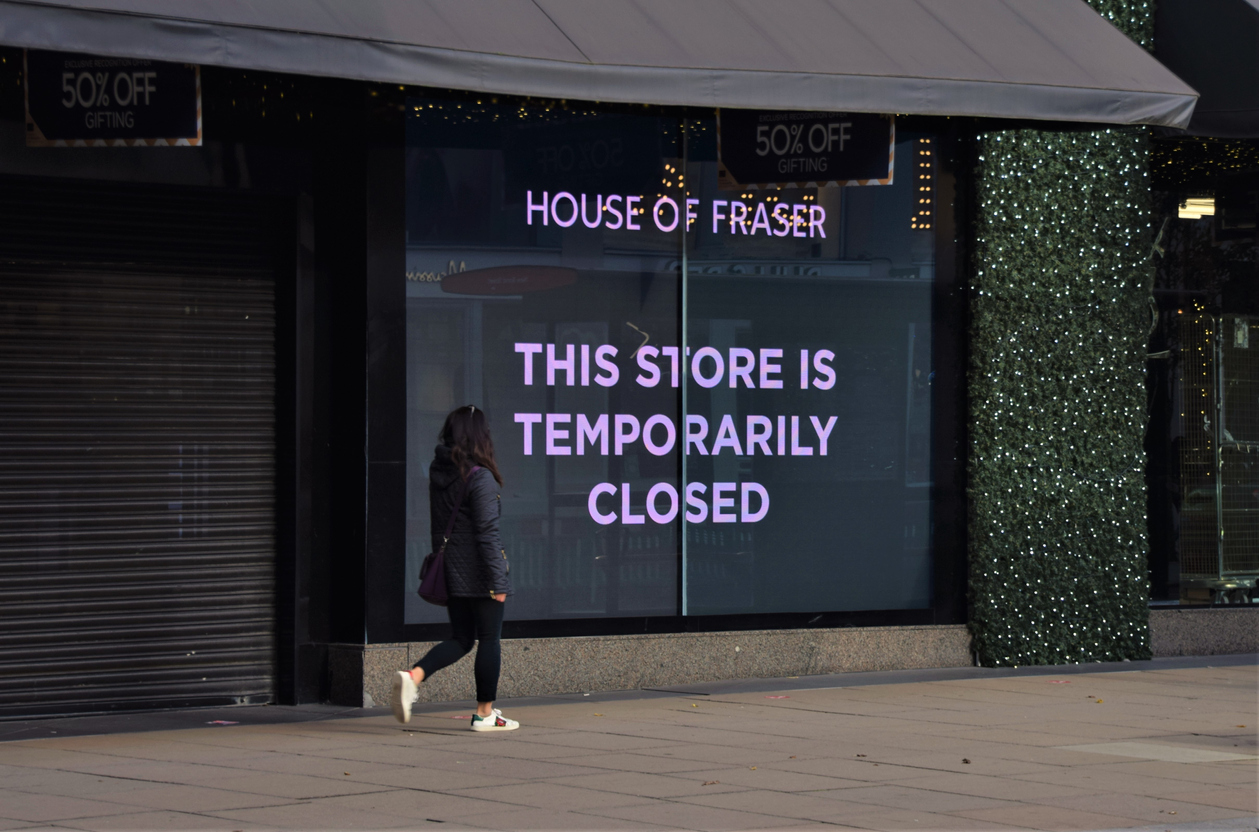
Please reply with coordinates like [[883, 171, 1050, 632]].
[[440, 405, 503, 486]]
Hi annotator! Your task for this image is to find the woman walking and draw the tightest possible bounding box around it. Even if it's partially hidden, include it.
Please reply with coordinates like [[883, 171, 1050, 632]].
[[392, 405, 518, 731]]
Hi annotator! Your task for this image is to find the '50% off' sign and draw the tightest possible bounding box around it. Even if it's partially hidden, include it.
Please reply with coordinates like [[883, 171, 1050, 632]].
[[62, 68, 158, 112], [717, 110, 894, 189], [25, 49, 201, 147]]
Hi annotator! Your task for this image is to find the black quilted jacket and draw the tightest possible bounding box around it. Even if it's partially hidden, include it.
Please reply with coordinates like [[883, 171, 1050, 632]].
[[430, 445, 512, 598]]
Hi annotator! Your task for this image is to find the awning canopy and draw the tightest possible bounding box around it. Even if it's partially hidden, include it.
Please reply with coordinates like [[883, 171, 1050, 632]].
[[0, 0, 1199, 128], [1156, 0, 1259, 137]]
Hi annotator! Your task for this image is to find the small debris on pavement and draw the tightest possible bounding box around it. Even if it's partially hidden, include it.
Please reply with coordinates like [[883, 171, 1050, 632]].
[[1049, 680, 1071, 684], [593, 713, 603, 717], [702, 781, 719, 786], [1096, 699, 1104, 704], [749, 766, 757, 770], [962, 758, 971, 764], [765, 695, 790, 699], [856, 753, 867, 757]]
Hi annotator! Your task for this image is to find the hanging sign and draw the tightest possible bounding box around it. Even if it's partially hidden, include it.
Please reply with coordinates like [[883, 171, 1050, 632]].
[[717, 110, 893, 190], [503, 114, 664, 202], [24, 49, 201, 147]]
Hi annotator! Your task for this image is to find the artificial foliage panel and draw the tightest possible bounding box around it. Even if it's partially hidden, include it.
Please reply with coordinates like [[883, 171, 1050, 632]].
[[968, 0, 1155, 666]]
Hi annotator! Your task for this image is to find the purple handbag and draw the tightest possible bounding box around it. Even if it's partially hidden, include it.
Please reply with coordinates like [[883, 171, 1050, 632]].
[[417, 466, 478, 607]]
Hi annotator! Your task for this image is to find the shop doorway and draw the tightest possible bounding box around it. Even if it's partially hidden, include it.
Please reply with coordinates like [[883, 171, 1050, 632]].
[[0, 175, 287, 717]]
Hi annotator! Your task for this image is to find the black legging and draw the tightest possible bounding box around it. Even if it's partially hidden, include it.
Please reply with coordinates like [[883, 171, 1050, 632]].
[[414, 596, 505, 703]]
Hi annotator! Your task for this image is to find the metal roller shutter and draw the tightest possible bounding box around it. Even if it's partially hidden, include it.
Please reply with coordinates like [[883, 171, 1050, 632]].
[[0, 176, 283, 718]]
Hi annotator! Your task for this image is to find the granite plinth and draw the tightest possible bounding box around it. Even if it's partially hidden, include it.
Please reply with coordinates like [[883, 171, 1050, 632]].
[[330, 624, 973, 708], [328, 643, 408, 708], [1150, 608, 1259, 657]]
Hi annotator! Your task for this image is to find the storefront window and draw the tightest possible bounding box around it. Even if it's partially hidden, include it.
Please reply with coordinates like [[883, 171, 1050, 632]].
[[1147, 137, 1259, 605], [405, 99, 937, 624]]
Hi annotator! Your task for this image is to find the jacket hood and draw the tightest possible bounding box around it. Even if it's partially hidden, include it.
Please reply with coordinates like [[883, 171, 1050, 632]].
[[430, 444, 460, 490]]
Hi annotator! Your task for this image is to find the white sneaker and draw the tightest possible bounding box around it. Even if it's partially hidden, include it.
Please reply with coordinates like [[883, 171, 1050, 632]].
[[391, 671, 418, 723], [470, 709, 519, 732]]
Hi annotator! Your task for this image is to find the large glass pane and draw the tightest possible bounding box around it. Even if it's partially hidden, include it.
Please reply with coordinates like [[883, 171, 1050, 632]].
[[404, 100, 940, 626], [404, 100, 684, 623], [682, 116, 936, 615]]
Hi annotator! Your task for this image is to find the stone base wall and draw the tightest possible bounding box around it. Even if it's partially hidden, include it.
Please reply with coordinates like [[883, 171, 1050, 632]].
[[329, 624, 974, 708], [1150, 608, 1259, 658]]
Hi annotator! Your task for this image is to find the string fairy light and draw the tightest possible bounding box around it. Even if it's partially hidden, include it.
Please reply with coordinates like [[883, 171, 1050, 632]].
[[968, 0, 1155, 668], [911, 137, 934, 231]]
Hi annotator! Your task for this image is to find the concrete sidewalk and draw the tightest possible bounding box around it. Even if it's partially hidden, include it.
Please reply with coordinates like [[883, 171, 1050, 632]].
[[0, 657, 1255, 832]]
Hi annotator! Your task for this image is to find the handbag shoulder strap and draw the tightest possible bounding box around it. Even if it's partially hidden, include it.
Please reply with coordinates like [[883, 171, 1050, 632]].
[[440, 465, 482, 544]]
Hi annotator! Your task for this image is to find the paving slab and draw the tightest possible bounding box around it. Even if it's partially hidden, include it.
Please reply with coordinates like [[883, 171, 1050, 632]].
[[90, 783, 299, 814], [550, 751, 721, 774], [816, 807, 1018, 831], [425, 755, 604, 781], [317, 788, 510, 819], [458, 806, 676, 831], [1025, 793, 1252, 825], [51, 809, 259, 831], [545, 769, 744, 799], [677, 765, 869, 793], [1060, 742, 1257, 764], [1009, 767, 1233, 798], [0, 769, 158, 798], [193, 771, 390, 800], [202, 801, 425, 830], [1163, 788, 1259, 814], [584, 799, 804, 831], [977, 804, 1174, 830], [0, 793, 138, 824], [671, 788, 888, 822], [805, 783, 1021, 814], [769, 755, 955, 783], [886, 771, 1101, 802], [448, 781, 658, 811], [516, 731, 679, 753], [1106, 759, 1258, 786], [45, 757, 273, 784], [348, 765, 524, 792], [1092, 821, 1259, 832]]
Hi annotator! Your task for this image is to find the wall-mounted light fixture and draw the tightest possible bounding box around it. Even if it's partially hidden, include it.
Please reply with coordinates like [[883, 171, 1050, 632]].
[[1178, 197, 1215, 219]]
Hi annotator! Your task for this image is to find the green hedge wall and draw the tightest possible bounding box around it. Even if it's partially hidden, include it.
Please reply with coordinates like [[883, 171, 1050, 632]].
[[967, 0, 1155, 666]]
